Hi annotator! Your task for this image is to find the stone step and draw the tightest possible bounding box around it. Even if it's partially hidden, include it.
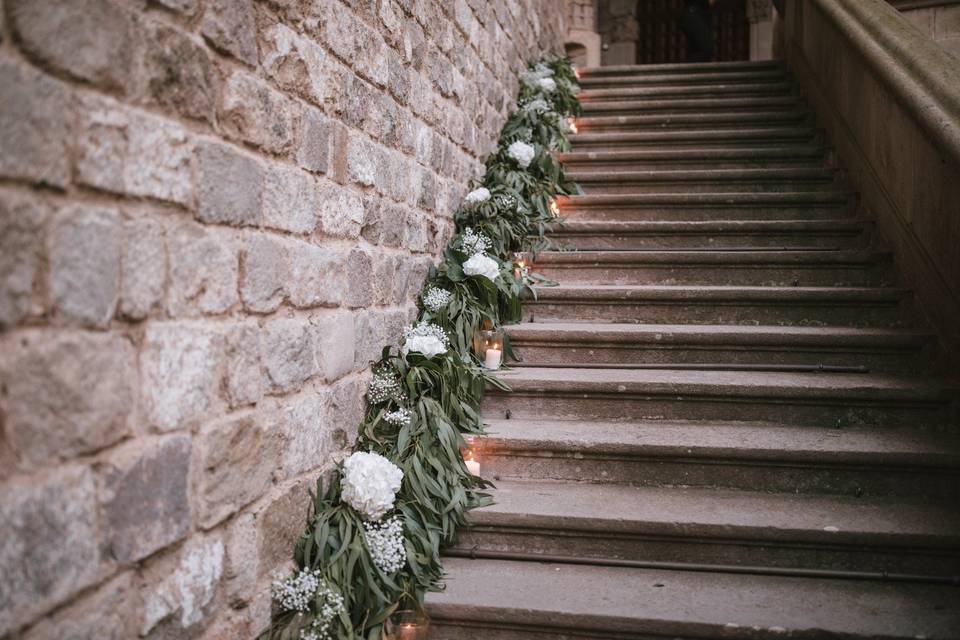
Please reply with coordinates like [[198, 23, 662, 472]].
[[531, 249, 890, 287], [482, 367, 958, 426], [578, 60, 785, 78], [549, 219, 871, 250], [558, 146, 826, 171], [506, 322, 931, 371], [557, 192, 853, 222], [579, 82, 796, 104], [524, 284, 906, 326], [575, 109, 812, 133], [578, 69, 789, 89], [427, 558, 960, 639], [573, 168, 838, 195], [477, 419, 960, 499], [580, 94, 803, 116], [453, 480, 960, 574], [571, 127, 820, 150]]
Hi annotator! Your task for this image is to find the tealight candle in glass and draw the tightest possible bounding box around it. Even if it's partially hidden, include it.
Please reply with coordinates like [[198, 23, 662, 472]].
[[387, 610, 429, 640], [549, 198, 560, 217], [462, 436, 481, 476]]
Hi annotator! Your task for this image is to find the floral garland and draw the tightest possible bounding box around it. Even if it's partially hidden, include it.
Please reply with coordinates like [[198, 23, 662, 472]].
[[264, 55, 581, 640]]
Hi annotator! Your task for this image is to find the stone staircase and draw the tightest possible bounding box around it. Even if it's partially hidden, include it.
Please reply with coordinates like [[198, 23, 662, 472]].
[[426, 61, 960, 638]]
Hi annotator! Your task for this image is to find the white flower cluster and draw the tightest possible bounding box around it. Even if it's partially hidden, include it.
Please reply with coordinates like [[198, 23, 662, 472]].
[[368, 371, 402, 404], [494, 194, 516, 211], [423, 286, 452, 312], [520, 62, 554, 88], [363, 515, 407, 574], [463, 253, 500, 282], [272, 569, 346, 632], [559, 77, 580, 94], [402, 322, 449, 359], [341, 451, 404, 521], [537, 77, 557, 93], [460, 227, 492, 256], [463, 187, 491, 206], [507, 141, 535, 169], [522, 97, 550, 114], [384, 407, 411, 427]]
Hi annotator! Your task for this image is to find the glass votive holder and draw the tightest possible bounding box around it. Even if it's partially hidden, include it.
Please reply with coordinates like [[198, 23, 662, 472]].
[[386, 609, 429, 640], [473, 327, 504, 370]]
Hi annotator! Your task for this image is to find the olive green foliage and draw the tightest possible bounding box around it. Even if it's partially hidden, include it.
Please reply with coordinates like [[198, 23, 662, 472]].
[[265, 55, 581, 640]]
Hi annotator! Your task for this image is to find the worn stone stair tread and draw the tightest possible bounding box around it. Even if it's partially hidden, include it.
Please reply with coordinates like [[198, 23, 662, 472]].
[[579, 61, 785, 76], [558, 146, 825, 163], [554, 219, 866, 233], [578, 70, 788, 87], [532, 283, 906, 303], [465, 479, 960, 547], [579, 83, 795, 102], [580, 95, 804, 114], [575, 110, 810, 130], [493, 366, 956, 401], [533, 249, 885, 265], [427, 558, 960, 639], [559, 191, 852, 206], [572, 127, 818, 144], [505, 322, 928, 349], [481, 417, 960, 469]]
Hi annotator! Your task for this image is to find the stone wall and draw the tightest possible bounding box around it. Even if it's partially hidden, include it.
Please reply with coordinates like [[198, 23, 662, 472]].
[[891, 0, 960, 58], [0, 1, 564, 637]]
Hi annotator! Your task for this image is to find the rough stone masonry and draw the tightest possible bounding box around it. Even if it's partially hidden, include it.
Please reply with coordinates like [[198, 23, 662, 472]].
[[0, 1, 564, 637]]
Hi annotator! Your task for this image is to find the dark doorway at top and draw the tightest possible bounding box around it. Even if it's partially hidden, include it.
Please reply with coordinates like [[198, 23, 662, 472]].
[[636, 0, 750, 64]]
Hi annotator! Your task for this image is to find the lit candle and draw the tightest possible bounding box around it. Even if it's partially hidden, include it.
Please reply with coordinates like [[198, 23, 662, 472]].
[[396, 623, 420, 640], [514, 259, 526, 279], [484, 343, 502, 370], [465, 455, 480, 476], [574, 68, 581, 80], [549, 199, 560, 217], [567, 118, 578, 134]]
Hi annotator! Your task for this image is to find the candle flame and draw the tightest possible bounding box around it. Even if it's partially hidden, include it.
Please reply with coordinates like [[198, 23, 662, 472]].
[[550, 199, 560, 216], [567, 118, 578, 134], [574, 68, 581, 79]]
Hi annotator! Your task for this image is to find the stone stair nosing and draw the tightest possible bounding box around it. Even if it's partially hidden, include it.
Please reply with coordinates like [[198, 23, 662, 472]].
[[580, 94, 805, 116], [429, 559, 960, 640], [529, 249, 893, 287], [504, 322, 932, 372], [477, 418, 960, 499], [577, 69, 790, 89], [578, 82, 798, 103], [451, 479, 960, 576], [578, 60, 785, 77], [557, 146, 828, 171], [547, 218, 873, 250], [571, 127, 823, 150], [524, 284, 909, 326], [574, 109, 814, 133]]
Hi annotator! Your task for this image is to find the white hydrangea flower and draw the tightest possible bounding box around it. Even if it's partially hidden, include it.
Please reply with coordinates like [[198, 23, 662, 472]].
[[368, 370, 402, 404], [463, 187, 491, 206], [460, 227, 492, 255], [520, 63, 553, 87], [423, 287, 452, 312], [507, 141, 535, 168], [384, 407, 411, 427], [402, 322, 449, 358], [537, 77, 556, 93], [341, 451, 404, 521], [463, 253, 500, 282], [363, 515, 407, 574]]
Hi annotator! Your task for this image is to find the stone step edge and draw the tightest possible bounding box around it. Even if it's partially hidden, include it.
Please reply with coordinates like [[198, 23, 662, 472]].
[[459, 481, 960, 549], [531, 249, 888, 266]]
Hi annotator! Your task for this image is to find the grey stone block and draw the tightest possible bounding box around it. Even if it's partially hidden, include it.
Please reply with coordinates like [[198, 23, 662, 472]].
[[99, 435, 192, 564], [196, 142, 263, 227], [0, 330, 134, 465], [49, 204, 122, 328]]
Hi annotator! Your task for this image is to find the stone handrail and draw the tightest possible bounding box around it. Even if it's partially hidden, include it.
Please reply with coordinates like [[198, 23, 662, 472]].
[[783, 0, 960, 362]]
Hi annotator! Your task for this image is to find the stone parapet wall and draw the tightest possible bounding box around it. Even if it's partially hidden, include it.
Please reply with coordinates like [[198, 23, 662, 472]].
[[0, 1, 563, 637], [783, 0, 960, 365]]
